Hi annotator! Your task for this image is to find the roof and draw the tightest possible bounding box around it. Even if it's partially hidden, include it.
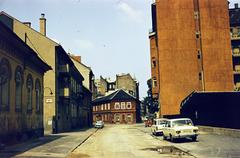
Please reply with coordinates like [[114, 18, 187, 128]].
[[168, 118, 192, 122], [0, 11, 83, 79], [92, 89, 137, 105], [181, 91, 240, 109], [0, 21, 51, 72], [229, 7, 240, 26]]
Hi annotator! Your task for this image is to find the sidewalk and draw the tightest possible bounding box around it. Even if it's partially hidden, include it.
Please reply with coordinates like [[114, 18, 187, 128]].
[[0, 128, 97, 158]]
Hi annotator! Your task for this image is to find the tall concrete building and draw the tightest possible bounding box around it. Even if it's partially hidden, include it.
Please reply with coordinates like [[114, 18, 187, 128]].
[[229, 3, 240, 91], [149, 0, 234, 116]]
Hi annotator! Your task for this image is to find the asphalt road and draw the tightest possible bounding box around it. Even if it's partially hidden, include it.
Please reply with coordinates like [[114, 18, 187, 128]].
[[69, 124, 194, 158], [70, 124, 240, 158], [1, 124, 240, 158]]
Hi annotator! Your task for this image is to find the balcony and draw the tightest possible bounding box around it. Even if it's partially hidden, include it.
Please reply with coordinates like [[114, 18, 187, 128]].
[[233, 65, 240, 75], [59, 88, 70, 97], [232, 48, 240, 57], [58, 64, 70, 74], [149, 28, 156, 36], [230, 27, 240, 40]]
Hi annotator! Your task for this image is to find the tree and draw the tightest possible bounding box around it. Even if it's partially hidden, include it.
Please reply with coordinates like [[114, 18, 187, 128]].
[[143, 79, 159, 115]]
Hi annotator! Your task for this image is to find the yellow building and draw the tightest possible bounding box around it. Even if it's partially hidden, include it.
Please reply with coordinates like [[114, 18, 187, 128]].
[[0, 12, 84, 133], [0, 22, 51, 143]]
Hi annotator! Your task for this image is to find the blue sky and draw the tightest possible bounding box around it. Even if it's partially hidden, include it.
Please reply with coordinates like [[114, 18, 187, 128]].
[[0, 0, 239, 99]]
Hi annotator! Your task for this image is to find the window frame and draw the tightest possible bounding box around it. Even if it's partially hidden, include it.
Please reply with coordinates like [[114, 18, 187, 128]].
[[0, 58, 11, 111], [15, 66, 23, 112], [26, 74, 33, 113]]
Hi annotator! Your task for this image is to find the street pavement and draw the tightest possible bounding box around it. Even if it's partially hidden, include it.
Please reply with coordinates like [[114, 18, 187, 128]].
[[69, 124, 194, 158], [137, 125, 240, 158], [1, 124, 240, 158], [0, 128, 97, 158]]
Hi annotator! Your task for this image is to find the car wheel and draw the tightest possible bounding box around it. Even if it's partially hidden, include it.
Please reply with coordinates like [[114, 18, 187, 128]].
[[192, 136, 197, 141]]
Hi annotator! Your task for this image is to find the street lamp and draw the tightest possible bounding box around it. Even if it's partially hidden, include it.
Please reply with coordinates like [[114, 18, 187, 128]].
[[44, 87, 53, 95]]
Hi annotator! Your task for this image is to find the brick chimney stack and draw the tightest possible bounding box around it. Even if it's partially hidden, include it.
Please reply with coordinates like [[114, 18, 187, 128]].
[[39, 13, 46, 36], [73, 56, 81, 63]]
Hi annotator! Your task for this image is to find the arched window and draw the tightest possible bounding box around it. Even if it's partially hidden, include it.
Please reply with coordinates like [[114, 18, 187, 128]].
[[35, 79, 41, 112], [26, 74, 33, 112], [15, 66, 23, 110], [0, 58, 11, 110]]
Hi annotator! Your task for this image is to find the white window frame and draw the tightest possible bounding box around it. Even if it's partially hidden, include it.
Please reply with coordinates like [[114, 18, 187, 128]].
[[115, 102, 120, 109], [121, 102, 126, 109], [127, 102, 132, 109]]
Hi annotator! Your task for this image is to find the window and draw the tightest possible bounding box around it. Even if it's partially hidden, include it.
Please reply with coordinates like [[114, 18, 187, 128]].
[[196, 31, 200, 39], [0, 58, 11, 110], [197, 50, 201, 59], [101, 104, 103, 110], [126, 102, 132, 109], [15, 66, 23, 110], [121, 102, 125, 109], [26, 74, 33, 112], [152, 77, 157, 87], [108, 103, 110, 110], [152, 60, 156, 68], [199, 72, 202, 80], [35, 79, 41, 112], [115, 102, 120, 109], [194, 11, 199, 19], [104, 104, 107, 110]]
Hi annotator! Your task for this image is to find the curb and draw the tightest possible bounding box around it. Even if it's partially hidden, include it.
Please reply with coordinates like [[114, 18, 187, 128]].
[[65, 128, 98, 157], [198, 126, 240, 138]]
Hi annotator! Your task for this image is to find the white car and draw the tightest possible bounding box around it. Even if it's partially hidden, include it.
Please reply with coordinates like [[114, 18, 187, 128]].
[[95, 120, 104, 129], [162, 118, 199, 142], [151, 118, 168, 136]]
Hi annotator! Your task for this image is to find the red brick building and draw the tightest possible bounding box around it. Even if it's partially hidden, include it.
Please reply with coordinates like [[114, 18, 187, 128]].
[[92, 89, 140, 124], [149, 0, 234, 117]]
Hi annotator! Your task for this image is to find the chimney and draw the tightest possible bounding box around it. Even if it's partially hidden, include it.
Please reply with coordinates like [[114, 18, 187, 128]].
[[23, 22, 31, 27], [39, 13, 46, 36], [73, 56, 81, 63], [235, 3, 239, 9]]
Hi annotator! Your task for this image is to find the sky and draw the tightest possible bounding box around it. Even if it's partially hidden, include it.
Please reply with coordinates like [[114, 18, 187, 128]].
[[0, 0, 239, 99]]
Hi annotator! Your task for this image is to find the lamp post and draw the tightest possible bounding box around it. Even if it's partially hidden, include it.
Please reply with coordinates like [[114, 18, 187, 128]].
[[44, 87, 53, 95]]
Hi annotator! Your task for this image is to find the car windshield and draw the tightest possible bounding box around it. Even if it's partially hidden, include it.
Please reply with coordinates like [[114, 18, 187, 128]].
[[172, 119, 193, 127], [96, 121, 103, 124], [158, 120, 166, 125]]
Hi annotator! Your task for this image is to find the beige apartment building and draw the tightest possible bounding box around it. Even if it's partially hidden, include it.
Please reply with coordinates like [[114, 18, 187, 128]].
[[0, 22, 51, 143], [0, 12, 84, 133], [95, 73, 139, 99]]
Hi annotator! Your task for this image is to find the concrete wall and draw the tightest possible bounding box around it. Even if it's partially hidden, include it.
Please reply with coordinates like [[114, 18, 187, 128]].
[[11, 18, 57, 132], [154, 0, 234, 116], [0, 36, 44, 142], [199, 0, 234, 91], [116, 74, 137, 97], [156, 0, 200, 116]]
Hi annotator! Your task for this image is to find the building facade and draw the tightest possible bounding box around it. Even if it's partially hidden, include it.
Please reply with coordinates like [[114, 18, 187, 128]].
[[70, 55, 97, 99], [95, 73, 139, 99], [70, 55, 96, 127], [0, 12, 84, 133], [0, 22, 51, 143], [92, 89, 140, 124], [149, 0, 234, 117], [229, 3, 240, 91]]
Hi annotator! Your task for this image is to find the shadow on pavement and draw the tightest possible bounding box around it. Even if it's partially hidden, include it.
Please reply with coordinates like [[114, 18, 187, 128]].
[[0, 134, 66, 158]]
